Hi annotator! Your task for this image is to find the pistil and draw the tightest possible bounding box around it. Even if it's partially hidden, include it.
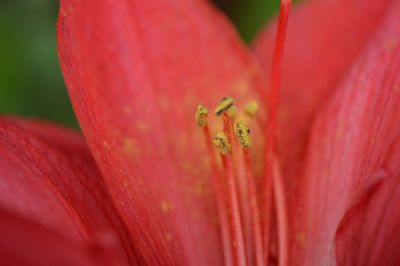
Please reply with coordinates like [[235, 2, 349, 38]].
[[263, 0, 292, 265]]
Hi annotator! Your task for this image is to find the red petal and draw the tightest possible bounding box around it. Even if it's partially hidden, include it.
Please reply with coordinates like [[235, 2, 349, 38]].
[[293, 2, 400, 264], [335, 168, 400, 266], [0, 117, 138, 265], [253, 0, 393, 186], [57, 0, 265, 264], [0, 207, 119, 266]]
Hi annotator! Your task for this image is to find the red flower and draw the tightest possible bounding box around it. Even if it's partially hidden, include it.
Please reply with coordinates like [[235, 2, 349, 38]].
[[1, 0, 400, 265]]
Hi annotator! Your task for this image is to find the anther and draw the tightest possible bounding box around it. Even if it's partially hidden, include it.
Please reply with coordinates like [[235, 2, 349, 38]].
[[213, 132, 232, 155], [234, 121, 252, 149], [243, 101, 259, 118], [215, 97, 235, 116], [227, 106, 238, 118], [196, 104, 209, 128], [196, 105, 233, 265]]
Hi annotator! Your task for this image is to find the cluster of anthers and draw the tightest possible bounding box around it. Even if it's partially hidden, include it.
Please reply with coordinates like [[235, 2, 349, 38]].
[[194, 0, 292, 264], [195, 97, 265, 266]]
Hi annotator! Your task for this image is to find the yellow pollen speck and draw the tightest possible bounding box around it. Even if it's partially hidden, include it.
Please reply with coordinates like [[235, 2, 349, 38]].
[[160, 200, 174, 213], [278, 107, 289, 123], [335, 127, 344, 139], [227, 106, 238, 118], [122, 138, 141, 158], [385, 37, 398, 51], [122, 180, 130, 188], [243, 101, 259, 118], [136, 120, 150, 132], [296, 232, 306, 248], [159, 95, 170, 110], [180, 161, 192, 171], [213, 132, 231, 155], [165, 233, 172, 241], [214, 97, 235, 116], [234, 121, 252, 149], [395, 83, 400, 93], [195, 104, 209, 128], [123, 106, 132, 115], [194, 179, 207, 196]]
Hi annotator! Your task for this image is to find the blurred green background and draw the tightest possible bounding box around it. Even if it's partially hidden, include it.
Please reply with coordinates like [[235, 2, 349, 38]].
[[0, 0, 278, 128]]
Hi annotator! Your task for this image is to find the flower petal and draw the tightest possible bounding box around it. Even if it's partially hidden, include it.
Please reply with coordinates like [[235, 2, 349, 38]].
[[0, 117, 138, 265], [292, 2, 400, 264], [57, 0, 265, 264], [335, 165, 400, 266], [253, 0, 393, 185], [0, 207, 118, 266]]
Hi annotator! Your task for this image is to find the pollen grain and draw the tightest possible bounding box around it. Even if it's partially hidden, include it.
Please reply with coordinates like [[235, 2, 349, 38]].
[[214, 97, 235, 116], [196, 104, 209, 128], [213, 132, 232, 155]]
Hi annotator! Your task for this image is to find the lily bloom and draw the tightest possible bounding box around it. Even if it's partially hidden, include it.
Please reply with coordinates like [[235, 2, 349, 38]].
[[1, 0, 399, 265]]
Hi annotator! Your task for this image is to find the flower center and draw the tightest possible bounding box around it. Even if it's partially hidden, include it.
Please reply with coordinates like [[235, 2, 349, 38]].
[[195, 0, 292, 264], [196, 97, 263, 266]]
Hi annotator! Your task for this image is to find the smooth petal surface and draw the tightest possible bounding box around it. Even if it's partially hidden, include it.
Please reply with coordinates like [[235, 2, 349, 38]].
[[0, 207, 117, 266], [0, 118, 138, 265], [293, 1, 400, 264], [57, 0, 265, 264], [253, 0, 394, 189], [335, 169, 400, 266]]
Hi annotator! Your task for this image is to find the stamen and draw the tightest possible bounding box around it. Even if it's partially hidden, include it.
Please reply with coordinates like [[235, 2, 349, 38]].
[[196, 104, 209, 128], [243, 100, 264, 131], [196, 104, 233, 265], [213, 132, 232, 155], [243, 101, 259, 118], [195, 79, 290, 266], [215, 97, 235, 116], [234, 121, 264, 266], [218, 143, 247, 266], [216, 104, 247, 266], [234, 122, 252, 149], [227, 106, 238, 118]]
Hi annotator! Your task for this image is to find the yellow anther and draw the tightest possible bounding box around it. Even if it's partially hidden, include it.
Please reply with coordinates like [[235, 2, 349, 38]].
[[214, 97, 235, 116], [243, 101, 259, 118], [213, 132, 232, 155], [196, 104, 209, 128], [227, 106, 238, 118], [234, 121, 252, 149]]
